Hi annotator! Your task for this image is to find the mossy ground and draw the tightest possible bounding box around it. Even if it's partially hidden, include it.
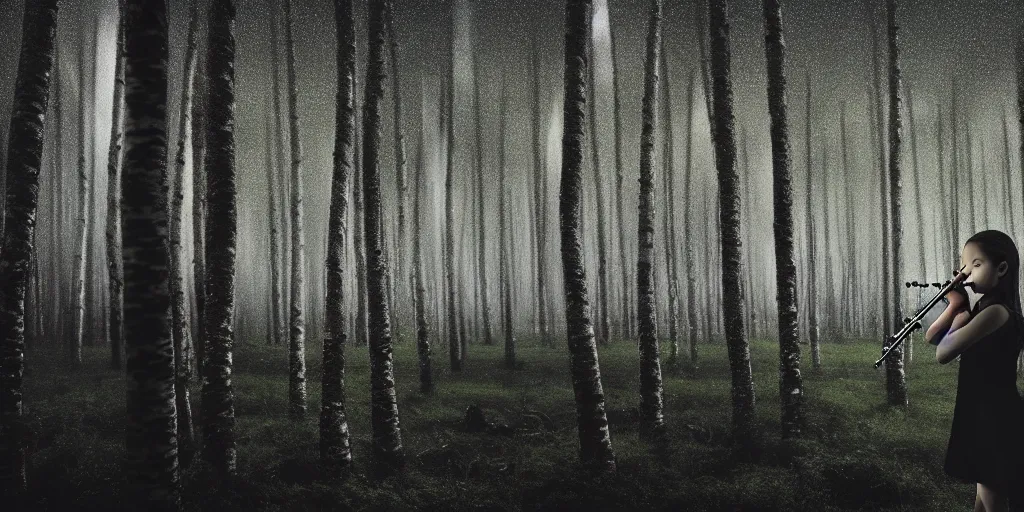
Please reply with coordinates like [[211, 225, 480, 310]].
[[17, 333, 981, 511]]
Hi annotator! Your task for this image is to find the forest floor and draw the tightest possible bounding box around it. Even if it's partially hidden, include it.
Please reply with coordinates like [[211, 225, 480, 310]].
[[17, 332, 982, 511]]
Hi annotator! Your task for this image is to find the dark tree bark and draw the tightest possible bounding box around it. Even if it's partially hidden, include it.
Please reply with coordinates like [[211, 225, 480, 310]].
[[762, 0, 803, 439], [636, 0, 666, 438], [171, 0, 202, 464], [805, 76, 820, 369], [884, 0, 908, 406], [353, 63, 368, 348], [471, 44, 493, 347], [284, 0, 307, 419], [683, 71, 699, 366], [106, 0, 126, 371], [201, 0, 239, 476], [121, 0, 180, 506], [560, 0, 616, 473], [586, 35, 610, 348], [0, 0, 58, 495], [320, 0, 355, 474], [709, 0, 756, 448], [363, 0, 404, 474], [413, 115, 432, 392]]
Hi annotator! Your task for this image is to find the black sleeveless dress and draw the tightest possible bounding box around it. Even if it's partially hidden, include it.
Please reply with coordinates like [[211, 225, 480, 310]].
[[943, 295, 1024, 491]]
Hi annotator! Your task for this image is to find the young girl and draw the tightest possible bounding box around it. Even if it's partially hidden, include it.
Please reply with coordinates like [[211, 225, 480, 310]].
[[925, 230, 1024, 512]]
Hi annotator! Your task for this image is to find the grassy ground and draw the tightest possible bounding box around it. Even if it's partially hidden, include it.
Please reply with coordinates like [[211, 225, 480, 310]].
[[17, 333, 982, 511]]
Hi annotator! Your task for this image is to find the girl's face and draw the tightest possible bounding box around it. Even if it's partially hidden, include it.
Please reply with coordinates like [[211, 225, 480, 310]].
[[961, 242, 1008, 294]]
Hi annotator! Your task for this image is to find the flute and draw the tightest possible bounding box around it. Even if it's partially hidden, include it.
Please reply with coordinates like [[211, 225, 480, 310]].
[[874, 264, 969, 368]]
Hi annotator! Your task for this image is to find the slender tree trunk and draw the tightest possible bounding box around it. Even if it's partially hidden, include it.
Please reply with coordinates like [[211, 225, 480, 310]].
[[683, 71, 699, 365], [270, 1, 290, 347], [609, 24, 631, 341], [560, 0, 616, 473], [354, 74, 368, 349], [884, 0, 908, 406], [1002, 108, 1015, 238], [284, 0, 307, 419], [586, 38, 610, 347], [636, 0, 666, 438], [414, 114, 431, 390], [265, 111, 282, 346], [659, 38, 679, 363], [201, 0, 239, 476], [385, 2, 407, 330], [0, 0, 58, 495], [906, 84, 923, 364], [471, 47, 493, 347], [762, 0, 802, 439], [497, 78, 516, 369], [531, 39, 548, 344], [170, 0, 202, 465], [709, 0, 755, 448], [841, 104, 857, 339], [192, 0, 209, 372], [106, 2, 126, 371], [868, 0, 892, 341], [364, 0, 404, 474], [72, 35, 89, 368], [320, 0, 355, 473], [121, 0, 182, 506], [52, 35, 66, 354], [444, 18, 461, 371]]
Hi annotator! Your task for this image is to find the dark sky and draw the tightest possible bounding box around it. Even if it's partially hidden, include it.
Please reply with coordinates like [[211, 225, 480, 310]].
[[1, 0, 1022, 331]]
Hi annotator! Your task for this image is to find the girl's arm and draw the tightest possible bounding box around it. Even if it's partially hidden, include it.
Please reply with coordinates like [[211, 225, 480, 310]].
[[936, 305, 1009, 364], [925, 301, 966, 345]]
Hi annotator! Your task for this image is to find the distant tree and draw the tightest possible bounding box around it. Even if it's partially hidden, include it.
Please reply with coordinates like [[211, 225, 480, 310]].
[[531, 38, 548, 343], [106, 0, 126, 371], [659, 35, 679, 362], [609, 23, 632, 341], [121, 0, 180, 505], [636, 0, 666, 438], [385, 1, 408, 327], [560, 0, 616, 473], [471, 39, 494, 347], [171, 0, 203, 464], [364, 0, 404, 474], [804, 76, 820, 370], [586, 27, 610, 348], [72, 33, 90, 368], [193, 0, 209, 371], [498, 76, 516, 368], [444, 11, 461, 371], [761, 0, 803, 439], [884, 0, 908, 407], [284, 0, 307, 419], [320, 0, 355, 474], [0, 0, 59, 495], [682, 71, 699, 365], [413, 90, 432, 392], [201, 0, 239, 476], [708, 0, 756, 448], [265, 109, 282, 347]]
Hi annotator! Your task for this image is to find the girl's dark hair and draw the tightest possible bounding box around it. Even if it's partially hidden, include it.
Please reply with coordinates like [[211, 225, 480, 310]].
[[965, 229, 1024, 351]]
